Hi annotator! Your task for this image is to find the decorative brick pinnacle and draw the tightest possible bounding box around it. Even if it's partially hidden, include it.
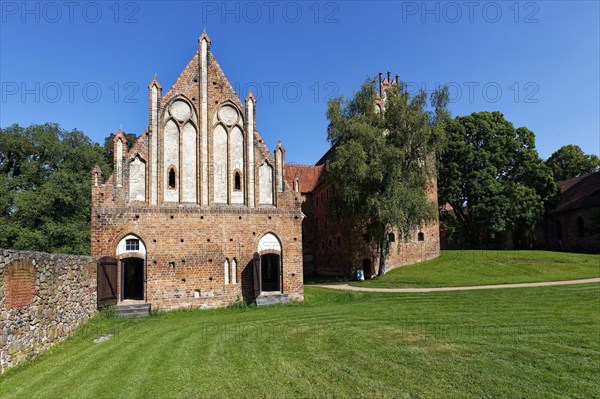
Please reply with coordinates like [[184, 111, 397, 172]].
[[199, 30, 211, 45]]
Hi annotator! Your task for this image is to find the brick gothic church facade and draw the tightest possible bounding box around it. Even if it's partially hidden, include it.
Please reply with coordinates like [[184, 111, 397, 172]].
[[91, 33, 440, 310], [91, 32, 304, 310]]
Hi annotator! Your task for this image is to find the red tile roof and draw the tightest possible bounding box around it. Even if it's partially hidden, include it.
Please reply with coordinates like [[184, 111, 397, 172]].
[[284, 164, 325, 193], [551, 172, 600, 213]]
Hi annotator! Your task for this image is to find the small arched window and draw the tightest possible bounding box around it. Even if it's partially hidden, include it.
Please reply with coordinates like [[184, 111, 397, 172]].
[[418, 232, 425, 242], [168, 167, 176, 189], [577, 217, 585, 238], [117, 234, 147, 256], [234, 171, 241, 191], [388, 233, 395, 242], [555, 220, 563, 240]]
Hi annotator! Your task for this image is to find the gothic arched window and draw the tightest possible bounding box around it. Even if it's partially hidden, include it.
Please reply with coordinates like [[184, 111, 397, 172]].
[[234, 170, 242, 191], [168, 167, 176, 189]]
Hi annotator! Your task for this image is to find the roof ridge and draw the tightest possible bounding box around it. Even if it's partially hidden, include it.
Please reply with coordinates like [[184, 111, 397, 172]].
[[286, 163, 323, 168], [558, 171, 600, 185]]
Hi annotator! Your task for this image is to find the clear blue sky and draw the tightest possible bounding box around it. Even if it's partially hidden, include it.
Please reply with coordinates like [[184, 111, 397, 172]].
[[1, 1, 598, 165]]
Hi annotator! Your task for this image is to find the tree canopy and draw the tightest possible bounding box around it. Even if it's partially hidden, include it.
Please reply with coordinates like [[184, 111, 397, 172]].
[[545, 144, 600, 182], [325, 78, 449, 275], [437, 112, 558, 246], [0, 123, 110, 254], [103, 131, 137, 173]]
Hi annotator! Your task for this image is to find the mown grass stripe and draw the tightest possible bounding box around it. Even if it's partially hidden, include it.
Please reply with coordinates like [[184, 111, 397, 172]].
[[1, 283, 598, 398]]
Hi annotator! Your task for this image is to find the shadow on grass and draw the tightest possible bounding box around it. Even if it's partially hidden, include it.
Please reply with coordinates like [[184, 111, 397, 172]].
[[304, 273, 352, 285]]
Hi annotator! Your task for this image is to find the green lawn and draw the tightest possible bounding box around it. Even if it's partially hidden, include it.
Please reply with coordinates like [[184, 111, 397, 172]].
[[350, 250, 600, 288], [1, 283, 599, 398]]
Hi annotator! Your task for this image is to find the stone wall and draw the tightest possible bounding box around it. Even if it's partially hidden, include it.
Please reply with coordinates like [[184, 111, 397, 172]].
[[0, 250, 97, 373]]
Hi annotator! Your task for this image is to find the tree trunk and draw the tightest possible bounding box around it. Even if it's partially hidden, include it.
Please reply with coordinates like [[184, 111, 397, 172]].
[[377, 238, 388, 276]]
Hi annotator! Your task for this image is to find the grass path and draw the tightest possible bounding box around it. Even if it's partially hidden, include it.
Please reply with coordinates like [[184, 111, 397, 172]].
[[349, 250, 600, 288], [1, 283, 599, 398]]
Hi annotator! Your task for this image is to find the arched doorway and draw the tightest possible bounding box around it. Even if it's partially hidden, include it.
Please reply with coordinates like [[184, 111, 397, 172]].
[[260, 253, 280, 291], [257, 233, 282, 293], [121, 258, 144, 300], [116, 234, 146, 301], [362, 258, 372, 279]]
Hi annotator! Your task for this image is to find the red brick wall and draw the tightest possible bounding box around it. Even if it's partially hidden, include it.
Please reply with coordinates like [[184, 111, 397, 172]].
[[537, 207, 600, 254], [311, 184, 353, 276], [91, 206, 304, 310], [3, 260, 35, 310], [307, 175, 440, 278], [299, 192, 316, 275]]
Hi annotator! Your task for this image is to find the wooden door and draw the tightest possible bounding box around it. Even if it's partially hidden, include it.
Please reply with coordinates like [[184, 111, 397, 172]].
[[97, 256, 118, 308], [253, 253, 261, 296]]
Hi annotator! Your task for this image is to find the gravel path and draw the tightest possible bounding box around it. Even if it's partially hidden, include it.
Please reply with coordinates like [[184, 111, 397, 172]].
[[314, 278, 600, 293]]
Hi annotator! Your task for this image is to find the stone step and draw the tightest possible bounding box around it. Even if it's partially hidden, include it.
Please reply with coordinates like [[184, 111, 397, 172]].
[[115, 303, 151, 311], [116, 310, 150, 318], [114, 303, 151, 317], [256, 294, 290, 307], [115, 310, 150, 318]]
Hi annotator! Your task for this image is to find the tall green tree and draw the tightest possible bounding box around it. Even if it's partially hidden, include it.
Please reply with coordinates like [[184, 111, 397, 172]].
[[438, 112, 558, 246], [103, 131, 137, 173], [325, 79, 449, 275], [0, 123, 110, 254], [545, 144, 600, 181]]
